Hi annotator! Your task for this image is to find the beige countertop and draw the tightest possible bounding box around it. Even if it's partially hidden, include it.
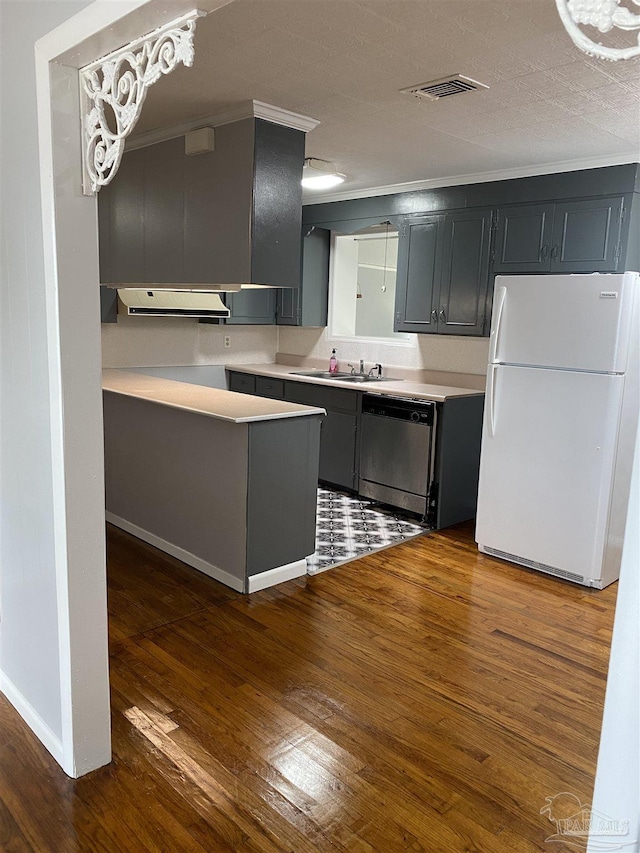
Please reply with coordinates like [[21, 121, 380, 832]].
[[226, 363, 484, 403], [102, 369, 325, 423]]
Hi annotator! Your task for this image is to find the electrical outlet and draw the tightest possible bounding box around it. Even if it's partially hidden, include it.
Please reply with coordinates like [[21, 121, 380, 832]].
[[224, 335, 231, 348]]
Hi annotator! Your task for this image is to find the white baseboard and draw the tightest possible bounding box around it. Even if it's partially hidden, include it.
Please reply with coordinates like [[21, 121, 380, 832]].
[[247, 559, 307, 592], [0, 671, 64, 766], [106, 513, 245, 593]]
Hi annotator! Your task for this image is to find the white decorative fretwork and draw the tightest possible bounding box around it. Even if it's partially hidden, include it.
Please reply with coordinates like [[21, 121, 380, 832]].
[[80, 10, 204, 195], [556, 0, 640, 60]]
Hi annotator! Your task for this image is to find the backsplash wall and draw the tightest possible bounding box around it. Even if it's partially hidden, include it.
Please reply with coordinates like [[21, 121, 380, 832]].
[[101, 315, 277, 368], [278, 327, 490, 376], [102, 316, 490, 377]]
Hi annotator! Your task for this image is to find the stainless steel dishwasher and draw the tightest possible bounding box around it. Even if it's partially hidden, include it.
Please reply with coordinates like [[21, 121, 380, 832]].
[[359, 394, 437, 519]]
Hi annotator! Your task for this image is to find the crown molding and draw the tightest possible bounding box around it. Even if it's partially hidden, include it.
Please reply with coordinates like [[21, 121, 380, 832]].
[[302, 153, 640, 205], [126, 100, 319, 151]]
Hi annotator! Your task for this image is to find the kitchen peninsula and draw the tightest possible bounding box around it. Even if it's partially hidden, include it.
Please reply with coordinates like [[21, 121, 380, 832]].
[[102, 369, 324, 593]]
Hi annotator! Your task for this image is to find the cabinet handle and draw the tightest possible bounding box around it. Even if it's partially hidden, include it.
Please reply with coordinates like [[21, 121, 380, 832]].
[[541, 244, 549, 261], [431, 308, 438, 323], [439, 308, 446, 323], [551, 244, 559, 260]]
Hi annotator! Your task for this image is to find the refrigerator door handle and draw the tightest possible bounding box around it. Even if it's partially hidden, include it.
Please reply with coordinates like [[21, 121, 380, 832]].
[[486, 364, 497, 437], [489, 286, 507, 364]]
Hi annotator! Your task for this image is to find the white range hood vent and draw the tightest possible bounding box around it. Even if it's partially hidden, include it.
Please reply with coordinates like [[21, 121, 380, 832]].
[[117, 289, 231, 318]]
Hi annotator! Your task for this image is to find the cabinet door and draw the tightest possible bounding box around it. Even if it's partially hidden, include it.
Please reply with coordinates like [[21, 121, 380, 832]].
[[550, 196, 623, 272], [255, 376, 285, 399], [318, 411, 357, 490], [228, 372, 256, 395], [493, 204, 554, 273], [225, 288, 276, 325], [277, 226, 329, 327], [276, 287, 299, 325], [438, 209, 492, 336], [394, 216, 442, 333]]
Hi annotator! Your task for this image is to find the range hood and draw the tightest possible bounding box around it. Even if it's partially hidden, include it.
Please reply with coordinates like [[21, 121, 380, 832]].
[[117, 288, 231, 318], [98, 106, 318, 290]]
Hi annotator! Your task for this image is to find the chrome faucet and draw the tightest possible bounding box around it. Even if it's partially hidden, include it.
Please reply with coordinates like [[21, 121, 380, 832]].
[[359, 359, 365, 374]]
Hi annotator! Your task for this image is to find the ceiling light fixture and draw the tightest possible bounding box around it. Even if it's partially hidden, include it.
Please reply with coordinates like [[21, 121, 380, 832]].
[[301, 158, 346, 190]]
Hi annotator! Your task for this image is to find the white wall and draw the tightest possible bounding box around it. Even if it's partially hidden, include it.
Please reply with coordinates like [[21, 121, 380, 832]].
[[102, 315, 277, 367], [588, 416, 640, 853], [0, 0, 94, 750], [278, 325, 490, 376]]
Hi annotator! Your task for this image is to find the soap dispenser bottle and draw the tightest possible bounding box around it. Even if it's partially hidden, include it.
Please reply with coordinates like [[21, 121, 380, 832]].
[[329, 348, 338, 374]]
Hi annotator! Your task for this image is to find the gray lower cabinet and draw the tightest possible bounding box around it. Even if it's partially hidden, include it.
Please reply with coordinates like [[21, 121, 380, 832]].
[[255, 376, 285, 399], [394, 209, 491, 336], [493, 196, 624, 274], [228, 372, 256, 395], [283, 381, 359, 490], [227, 370, 484, 526]]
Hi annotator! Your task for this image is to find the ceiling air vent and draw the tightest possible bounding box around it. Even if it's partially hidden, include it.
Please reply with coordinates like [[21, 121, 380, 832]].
[[400, 74, 489, 101]]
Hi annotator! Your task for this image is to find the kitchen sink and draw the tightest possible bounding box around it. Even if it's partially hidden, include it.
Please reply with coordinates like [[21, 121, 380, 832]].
[[290, 370, 352, 379], [289, 370, 401, 383], [337, 374, 381, 383]]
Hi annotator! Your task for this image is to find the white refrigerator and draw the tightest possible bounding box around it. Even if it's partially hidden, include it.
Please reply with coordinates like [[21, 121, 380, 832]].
[[475, 272, 639, 588]]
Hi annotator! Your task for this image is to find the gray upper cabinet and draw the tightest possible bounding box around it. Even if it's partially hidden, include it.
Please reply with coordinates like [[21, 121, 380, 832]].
[[493, 196, 624, 274], [99, 118, 304, 288], [493, 203, 555, 273], [277, 226, 330, 327], [224, 288, 277, 325], [394, 216, 442, 334], [438, 209, 492, 336], [395, 209, 491, 336], [551, 196, 623, 272]]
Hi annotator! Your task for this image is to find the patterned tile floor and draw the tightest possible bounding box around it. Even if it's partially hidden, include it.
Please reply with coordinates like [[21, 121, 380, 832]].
[[307, 487, 432, 575]]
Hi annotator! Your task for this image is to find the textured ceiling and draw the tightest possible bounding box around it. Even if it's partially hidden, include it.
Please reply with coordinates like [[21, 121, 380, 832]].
[[132, 0, 640, 198]]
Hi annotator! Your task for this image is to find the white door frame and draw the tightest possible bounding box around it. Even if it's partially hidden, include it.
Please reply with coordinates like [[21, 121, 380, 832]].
[[34, 0, 232, 777]]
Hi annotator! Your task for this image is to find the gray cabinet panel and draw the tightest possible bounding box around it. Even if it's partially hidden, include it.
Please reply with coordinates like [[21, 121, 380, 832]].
[[284, 381, 358, 413], [100, 147, 145, 283], [318, 411, 357, 489], [251, 119, 305, 287], [255, 376, 284, 399], [284, 379, 358, 489], [551, 196, 623, 272], [493, 203, 554, 273], [228, 372, 256, 395], [394, 216, 442, 333], [183, 122, 253, 284], [225, 288, 276, 325], [143, 138, 184, 283], [100, 286, 118, 323], [277, 288, 298, 325], [438, 210, 492, 336], [277, 226, 329, 327], [246, 417, 321, 575], [395, 211, 490, 336]]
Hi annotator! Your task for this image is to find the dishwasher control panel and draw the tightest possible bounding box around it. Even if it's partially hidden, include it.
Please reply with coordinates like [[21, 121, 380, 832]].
[[361, 394, 435, 425]]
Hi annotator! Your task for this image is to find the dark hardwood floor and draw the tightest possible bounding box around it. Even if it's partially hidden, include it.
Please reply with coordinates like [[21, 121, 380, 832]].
[[0, 522, 616, 852]]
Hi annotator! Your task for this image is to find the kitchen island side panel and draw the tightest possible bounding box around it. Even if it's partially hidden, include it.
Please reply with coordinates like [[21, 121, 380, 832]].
[[246, 416, 322, 576], [103, 392, 248, 585]]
